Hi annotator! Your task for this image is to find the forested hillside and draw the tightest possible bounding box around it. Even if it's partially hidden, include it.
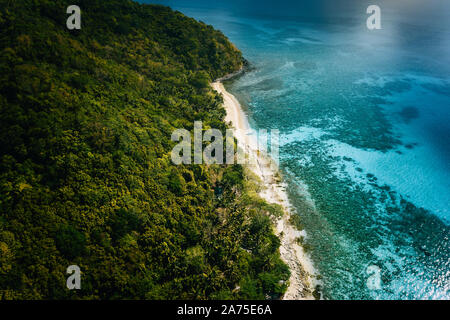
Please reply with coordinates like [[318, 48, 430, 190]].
[[0, 0, 289, 299]]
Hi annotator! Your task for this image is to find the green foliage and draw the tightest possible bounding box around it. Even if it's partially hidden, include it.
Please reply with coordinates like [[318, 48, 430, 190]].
[[0, 0, 288, 300], [109, 208, 140, 243], [222, 165, 244, 189], [55, 225, 86, 259]]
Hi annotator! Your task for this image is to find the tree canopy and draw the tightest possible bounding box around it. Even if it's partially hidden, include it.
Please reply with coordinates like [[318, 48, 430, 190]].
[[0, 0, 289, 299]]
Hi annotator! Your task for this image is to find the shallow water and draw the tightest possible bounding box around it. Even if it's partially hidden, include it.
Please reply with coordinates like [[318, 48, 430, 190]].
[[147, 0, 450, 299]]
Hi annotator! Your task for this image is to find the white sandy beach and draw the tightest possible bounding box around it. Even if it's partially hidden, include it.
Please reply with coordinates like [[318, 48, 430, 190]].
[[211, 81, 320, 300]]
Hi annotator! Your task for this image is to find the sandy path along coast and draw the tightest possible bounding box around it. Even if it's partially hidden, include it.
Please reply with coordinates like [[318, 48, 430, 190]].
[[211, 81, 321, 300]]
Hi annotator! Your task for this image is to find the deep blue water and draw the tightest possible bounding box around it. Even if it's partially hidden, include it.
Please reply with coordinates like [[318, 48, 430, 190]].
[[145, 0, 450, 299]]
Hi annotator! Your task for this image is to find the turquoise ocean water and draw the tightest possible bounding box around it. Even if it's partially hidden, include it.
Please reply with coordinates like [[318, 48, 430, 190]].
[[147, 0, 450, 299]]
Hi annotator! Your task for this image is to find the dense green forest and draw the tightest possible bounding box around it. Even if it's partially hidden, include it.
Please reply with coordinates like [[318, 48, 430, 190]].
[[0, 0, 290, 299]]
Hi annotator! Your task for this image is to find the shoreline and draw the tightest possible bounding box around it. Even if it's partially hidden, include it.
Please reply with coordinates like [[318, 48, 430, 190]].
[[211, 81, 321, 300]]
